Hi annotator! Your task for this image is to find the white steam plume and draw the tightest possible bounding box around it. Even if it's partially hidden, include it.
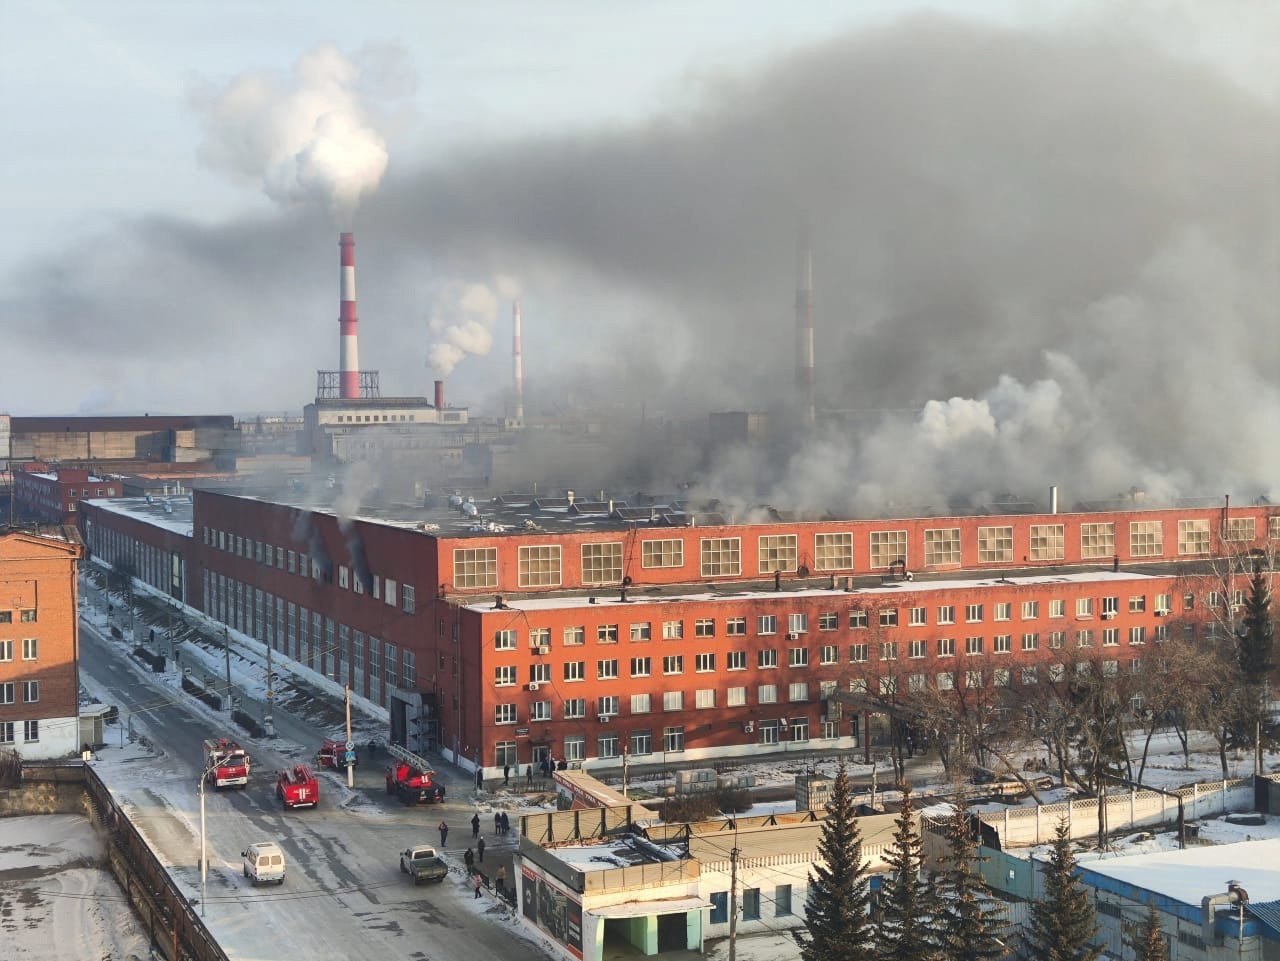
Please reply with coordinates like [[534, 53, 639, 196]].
[[190, 46, 396, 220], [426, 275, 520, 375]]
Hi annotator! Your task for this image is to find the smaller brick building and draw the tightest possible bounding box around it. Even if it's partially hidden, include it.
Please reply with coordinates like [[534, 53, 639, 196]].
[[0, 526, 82, 759], [13, 469, 122, 524]]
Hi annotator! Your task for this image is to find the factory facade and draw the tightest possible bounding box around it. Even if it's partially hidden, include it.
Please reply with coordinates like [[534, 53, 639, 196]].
[[79, 491, 1277, 776], [0, 526, 83, 760], [13, 469, 123, 524]]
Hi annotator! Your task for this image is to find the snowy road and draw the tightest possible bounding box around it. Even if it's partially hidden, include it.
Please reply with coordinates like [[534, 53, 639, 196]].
[[79, 618, 555, 961]]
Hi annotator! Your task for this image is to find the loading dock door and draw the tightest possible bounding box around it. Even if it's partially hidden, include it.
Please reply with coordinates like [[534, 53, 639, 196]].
[[657, 913, 686, 953]]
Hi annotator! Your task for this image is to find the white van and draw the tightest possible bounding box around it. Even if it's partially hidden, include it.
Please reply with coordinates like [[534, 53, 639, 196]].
[[242, 841, 286, 886]]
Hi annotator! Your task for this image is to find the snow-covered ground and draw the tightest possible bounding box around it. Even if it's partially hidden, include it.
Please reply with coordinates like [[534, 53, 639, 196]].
[[0, 814, 150, 961]]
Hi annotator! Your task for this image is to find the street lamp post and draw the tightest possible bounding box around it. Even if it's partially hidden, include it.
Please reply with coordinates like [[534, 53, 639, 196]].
[[197, 760, 219, 917]]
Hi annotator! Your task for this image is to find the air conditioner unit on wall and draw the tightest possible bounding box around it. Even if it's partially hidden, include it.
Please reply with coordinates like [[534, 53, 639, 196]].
[[1102, 611, 1116, 620], [743, 721, 755, 734], [786, 632, 799, 640], [536, 645, 551, 655], [597, 714, 611, 723], [1155, 609, 1169, 617], [527, 682, 541, 691]]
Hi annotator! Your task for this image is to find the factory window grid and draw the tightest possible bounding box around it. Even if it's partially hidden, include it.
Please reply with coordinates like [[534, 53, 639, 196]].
[[518, 545, 562, 588], [695, 653, 715, 672], [1030, 524, 1066, 561], [454, 548, 499, 589], [818, 611, 839, 631], [495, 704, 517, 725], [597, 659, 619, 680], [23, 721, 38, 743], [530, 627, 551, 648], [1022, 633, 1038, 651], [1021, 600, 1039, 620], [909, 606, 927, 627], [879, 608, 898, 628], [936, 672, 955, 691], [993, 634, 1012, 653], [964, 637, 983, 656], [880, 677, 898, 695], [758, 684, 778, 704], [814, 532, 853, 570], [1178, 519, 1211, 555], [564, 698, 586, 718], [598, 696, 619, 717], [850, 643, 869, 663], [0, 640, 9, 661], [696, 688, 716, 709], [581, 542, 624, 585], [909, 639, 927, 659], [1129, 595, 1146, 613], [663, 691, 683, 711], [789, 681, 809, 702], [1080, 522, 1116, 560], [630, 657, 651, 678], [663, 620, 684, 640], [564, 661, 585, 682], [978, 526, 1014, 563], [1271, 516, 1280, 539], [1077, 598, 1094, 618], [0, 683, 11, 704], [788, 613, 808, 634], [1226, 517, 1256, 541], [22, 680, 39, 703], [1102, 628, 1119, 646], [495, 630, 517, 651], [1129, 520, 1163, 558], [727, 686, 747, 706], [530, 701, 552, 722], [695, 618, 716, 638], [1049, 630, 1065, 649], [726, 617, 746, 636], [631, 731, 653, 756], [0, 722, 11, 745], [700, 537, 742, 577], [598, 624, 619, 644], [880, 641, 899, 660], [924, 528, 961, 566], [820, 644, 839, 664], [758, 534, 798, 574], [789, 647, 809, 667], [530, 663, 550, 684], [869, 530, 908, 569], [1049, 599, 1066, 618], [965, 604, 983, 623], [849, 609, 868, 629], [727, 651, 747, 671], [641, 539, 684, 569], [597, 734, 619, 758], [1130, 626, 1146, 645], [563, 626, 585, 646], [938, 605, 955, 625], [937, 638, 956, 657], [758, 614, 778, 635], [630, 623, 651, 642], [401, 585, 415, 614], [758, 649, 778, 669], [495, 665, 517, 686]]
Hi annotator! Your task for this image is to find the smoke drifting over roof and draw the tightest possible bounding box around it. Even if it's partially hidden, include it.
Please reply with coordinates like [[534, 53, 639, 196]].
[[6, 14, 1279, 510]]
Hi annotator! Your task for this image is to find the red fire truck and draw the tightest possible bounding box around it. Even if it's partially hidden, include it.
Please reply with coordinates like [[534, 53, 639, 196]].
[[385, 743, 446, 804], [317, 739, 355, 769], [276, 764, 319, 809], [204, 738, 250, 789]]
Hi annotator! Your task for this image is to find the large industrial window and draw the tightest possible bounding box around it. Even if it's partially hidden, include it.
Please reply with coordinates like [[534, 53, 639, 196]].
[[868, 530, 907, 569], [1226, 517, 1256, 542], [1029, 524, 1065, 561], [814, 532, 853, 571], [924, 528, 961, 566], [454, 548, 498, 589], [641, 539, 684, 569], [518, 545, 562, 587], [1178, 519, 1211, 556], [978, 526, 1014, 563], [700, 538, 741, 577], [581, 542, 623, 585], [758, 534, 798, 574], [1129, 521, 1163, 558], [1080, 522, 1115, 560]]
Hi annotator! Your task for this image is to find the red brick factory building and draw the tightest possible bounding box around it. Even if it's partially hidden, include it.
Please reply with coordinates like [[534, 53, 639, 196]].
[[79, 489, 1278, 778]]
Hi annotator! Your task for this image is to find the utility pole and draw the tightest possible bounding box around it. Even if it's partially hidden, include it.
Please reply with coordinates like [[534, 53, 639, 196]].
[[622, 747, 630, 799], [728, 843, 740, 961], [223, 626, 232, 712], [264, 643, 275, 738], [345, 684, 354, 789]]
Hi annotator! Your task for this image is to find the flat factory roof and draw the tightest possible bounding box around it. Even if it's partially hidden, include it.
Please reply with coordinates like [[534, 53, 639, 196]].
[[1077, 838, 1280, 906]]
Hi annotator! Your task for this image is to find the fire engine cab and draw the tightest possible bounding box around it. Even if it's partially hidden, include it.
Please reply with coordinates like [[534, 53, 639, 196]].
[[203, 738, 250, 789], [276, 764, 319, 809]]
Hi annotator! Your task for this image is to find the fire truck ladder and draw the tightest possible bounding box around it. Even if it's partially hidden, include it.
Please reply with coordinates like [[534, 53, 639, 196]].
[[387, 742, 435, 774]]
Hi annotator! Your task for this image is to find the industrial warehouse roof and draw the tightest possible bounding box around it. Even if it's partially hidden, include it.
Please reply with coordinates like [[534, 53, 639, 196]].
[[84, 496, 194, 537], [11, 415, 234, 431], [1076, 839, 1280, 907]]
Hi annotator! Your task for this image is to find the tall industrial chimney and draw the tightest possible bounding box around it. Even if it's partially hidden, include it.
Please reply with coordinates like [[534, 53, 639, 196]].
[[795, 229, 816, 426], [512, 300, 525, 424], [338, 233, 360, 399], [434, 379, 445, 411]]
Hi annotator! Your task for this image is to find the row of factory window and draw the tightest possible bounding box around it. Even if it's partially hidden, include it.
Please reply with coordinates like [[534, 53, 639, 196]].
[[0, 680, 40, 704], [0, 610, 38, 624], [453, 517, 1279, 588], [0, 639, 40, 662], [489, 590, 1215, 653], [202, 571, 415, 710], [333, 413, 419, 423], [200, 525, 416, 613], [87, 526, 182, 597], [493, 657, 1149, 727], [494, 626, 1170, 689], [492, 721, 834, 767], [0, 720, 41, 745]]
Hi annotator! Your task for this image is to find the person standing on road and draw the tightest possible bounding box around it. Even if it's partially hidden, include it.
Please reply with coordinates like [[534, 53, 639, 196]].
[[503, 763, 510, 785], [473, 873, 483, 899], [494, 811, 502, 835], [526, 763, 533, 787], [477, 836, 486, 863], [496, 865, 506, 892], [438, 820, 449, 847], [471, 813, 480, 838], [464, 848, 474, 871], [500, 811, 510, 836]]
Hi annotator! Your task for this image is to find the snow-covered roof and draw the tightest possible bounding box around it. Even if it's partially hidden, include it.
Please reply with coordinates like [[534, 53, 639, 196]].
[[83, 496, 194, 537], [1077, 838, 1280, 906], [464, 570, 1160, 612]]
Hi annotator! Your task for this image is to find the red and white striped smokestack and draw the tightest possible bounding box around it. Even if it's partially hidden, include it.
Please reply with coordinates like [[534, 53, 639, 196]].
[[434, 379, 445, 411], [512, 300, 525, 424], [795, 229, 815, 425], [338, 232, 360, 399]]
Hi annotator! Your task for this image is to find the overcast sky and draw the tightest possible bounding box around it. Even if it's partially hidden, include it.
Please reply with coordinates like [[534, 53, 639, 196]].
[[3, 1, 1278, 508]]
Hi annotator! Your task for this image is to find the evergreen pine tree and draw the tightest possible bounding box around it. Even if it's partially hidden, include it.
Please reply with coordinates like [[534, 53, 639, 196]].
[[799, 760, 876, 961], [1238, 568, 1273, 681], [1125, 905, 1169, 961], [880, 784, 939, 961], [933, 806, 1006, 961], [1025, 821, 1101, 961]]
